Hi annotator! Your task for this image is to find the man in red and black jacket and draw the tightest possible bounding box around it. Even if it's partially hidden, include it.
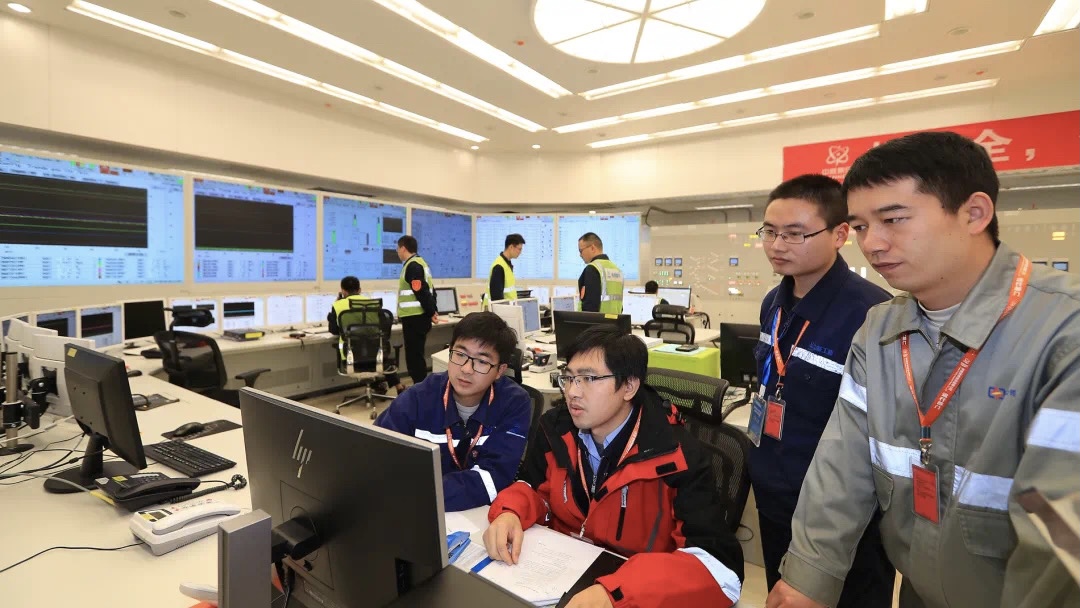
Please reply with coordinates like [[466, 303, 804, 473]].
[[483, 325, 744, 608]]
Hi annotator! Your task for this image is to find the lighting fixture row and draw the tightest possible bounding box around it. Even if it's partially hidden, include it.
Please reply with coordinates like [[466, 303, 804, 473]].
[[587, 79, 999, 149]]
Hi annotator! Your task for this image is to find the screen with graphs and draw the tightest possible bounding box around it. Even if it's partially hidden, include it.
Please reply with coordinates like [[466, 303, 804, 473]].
[[323, 197, 407, 281], [557, 214, 641, 280], [474, 215, 555, 279], [193, 180, 317, 282], [0, 151, 185, 287], [410, 209, 472, 279]]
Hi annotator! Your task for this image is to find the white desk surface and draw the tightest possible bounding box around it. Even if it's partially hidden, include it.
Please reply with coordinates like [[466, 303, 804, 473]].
[[0, 375, 249, 608]]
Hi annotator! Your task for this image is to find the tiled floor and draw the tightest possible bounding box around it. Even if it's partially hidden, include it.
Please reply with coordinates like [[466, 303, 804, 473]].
[[298, 388, 901, 608]]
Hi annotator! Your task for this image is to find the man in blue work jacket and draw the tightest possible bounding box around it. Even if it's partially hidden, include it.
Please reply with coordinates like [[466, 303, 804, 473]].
[[375, 312, 532, 511], [750, 174, 894, 606]]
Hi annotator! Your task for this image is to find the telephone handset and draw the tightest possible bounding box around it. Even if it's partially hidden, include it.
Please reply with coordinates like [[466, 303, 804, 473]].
[[94, 472, 200, 511], [130, 497, 243, 555]]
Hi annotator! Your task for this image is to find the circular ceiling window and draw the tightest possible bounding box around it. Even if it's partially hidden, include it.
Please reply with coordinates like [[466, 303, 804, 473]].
[[533, 0, 766, 64]]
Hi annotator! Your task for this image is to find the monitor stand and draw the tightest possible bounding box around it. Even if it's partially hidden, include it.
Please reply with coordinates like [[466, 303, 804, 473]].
[[43, 433, 138, 494]]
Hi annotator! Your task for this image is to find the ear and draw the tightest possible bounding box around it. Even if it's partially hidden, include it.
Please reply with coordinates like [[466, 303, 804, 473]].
[[494, 364, 507, 380], [620, 377, 640, 402], [831, 222, 850, 250], [963, 192, 995, 236]]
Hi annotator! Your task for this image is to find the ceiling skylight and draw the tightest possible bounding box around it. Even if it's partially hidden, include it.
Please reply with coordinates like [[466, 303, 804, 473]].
[[534, 0, 766, 64]]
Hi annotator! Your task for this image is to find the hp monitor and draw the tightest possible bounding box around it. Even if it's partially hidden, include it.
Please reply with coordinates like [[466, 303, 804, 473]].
[[553, 310, 631, 361]]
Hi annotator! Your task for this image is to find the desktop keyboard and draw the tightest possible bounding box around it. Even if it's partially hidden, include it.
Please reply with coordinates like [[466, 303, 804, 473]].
[[144, 440, 236, 478]]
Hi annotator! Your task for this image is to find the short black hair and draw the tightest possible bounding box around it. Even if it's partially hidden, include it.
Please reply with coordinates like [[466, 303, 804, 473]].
[[579, 232, 603, 249], [564, 325, 646, 391], [767, 174, 846, 228], [340, 276, 360, 293], [397, 235, 418, 253], [450, 312, 518, 366], [842, 131, 999, 242], [644, 280, 659, 294], [505, 233, 525, 248]]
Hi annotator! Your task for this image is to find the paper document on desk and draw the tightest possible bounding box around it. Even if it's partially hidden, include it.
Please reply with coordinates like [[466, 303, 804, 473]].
[[475, 525, 606, 606]]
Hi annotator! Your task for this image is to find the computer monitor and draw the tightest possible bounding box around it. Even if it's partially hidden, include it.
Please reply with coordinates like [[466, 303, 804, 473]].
[[304, 293, 338, 324], [367, 290, 399, 317], [553, 310, 631, 361], [1053, 260, 1069, 271], [434, 287, 459, 315], [79, 305, 122, 348], [122, 300, 167, 341], [44, 345, 146, 494], [221, 296, 266, 331], [550, 295, 576, 313], [526, 286, 550, 306], [553, 286, 577, 298], [266, 295, 305, 327], [491, 302, 528, 355], [622, 293, 660, 326], [657, 287, 691, 308], [170, 298, 221, 332], [12, 323, 57, 370], [28, 335, 95, 417], [238, 389, 448, 607], [514, 298, 542, 335], [35, 309, 76, 337], [719, 323, 761, 389]]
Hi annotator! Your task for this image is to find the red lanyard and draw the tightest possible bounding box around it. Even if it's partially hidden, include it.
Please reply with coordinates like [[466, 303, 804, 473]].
[[771, 309, 810, 400], [577, 406, 642, 502], [901, 256, 1031, 465], [442, 380, 494, 471]]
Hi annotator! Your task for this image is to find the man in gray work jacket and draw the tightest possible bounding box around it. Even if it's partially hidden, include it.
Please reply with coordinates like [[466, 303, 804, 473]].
[[767, 131, 1080, 608]]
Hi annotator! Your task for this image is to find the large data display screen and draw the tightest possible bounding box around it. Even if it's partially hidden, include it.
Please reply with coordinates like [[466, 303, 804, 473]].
[[193, 180, 317, 282], [0, 151, 184, 286], [557, 214, 640, 280], [474, 215, 555, 280], [410, 209, 472, 279], [323, 197, 407, 281]]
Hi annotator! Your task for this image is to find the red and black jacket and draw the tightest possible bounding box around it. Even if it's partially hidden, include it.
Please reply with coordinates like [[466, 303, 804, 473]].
[[488, 386, 744, 608]]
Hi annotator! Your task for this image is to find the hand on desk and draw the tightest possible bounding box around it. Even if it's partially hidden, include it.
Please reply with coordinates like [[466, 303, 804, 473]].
[[564, 584, 614, 608], [432, 313, 441, 324], [483, 512, 523, 565], [765, 580, 826, 608]]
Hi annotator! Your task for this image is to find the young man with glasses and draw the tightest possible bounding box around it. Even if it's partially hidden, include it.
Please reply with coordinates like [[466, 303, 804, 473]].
[[750, 174, 894, 606], [375, 312, 532, 512], [483, 325, 744, 608], [767, 133, 1080, 608]]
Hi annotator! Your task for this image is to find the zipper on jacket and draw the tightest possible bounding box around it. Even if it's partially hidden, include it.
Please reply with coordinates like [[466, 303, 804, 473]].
[[615, 486, 628, 541]]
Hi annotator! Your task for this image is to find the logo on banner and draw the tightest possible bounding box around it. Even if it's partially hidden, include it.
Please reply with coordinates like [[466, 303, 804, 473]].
[[826, 145, 850, 165]]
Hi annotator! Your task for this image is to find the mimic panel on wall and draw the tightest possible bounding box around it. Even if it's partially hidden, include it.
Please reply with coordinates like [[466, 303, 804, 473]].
[[193, 179, 317, 282], [410, 208, 473, 279], [0, 151, 185, 287], [557, 214, 641, 281], [474, 215, 555, 279], [323, 197, 407, 281]]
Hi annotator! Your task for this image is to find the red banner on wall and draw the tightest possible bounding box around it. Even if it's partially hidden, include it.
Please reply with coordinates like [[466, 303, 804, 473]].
[[782, 111, 1080, 181]]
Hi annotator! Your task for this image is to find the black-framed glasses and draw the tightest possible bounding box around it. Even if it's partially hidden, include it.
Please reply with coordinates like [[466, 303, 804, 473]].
[[756, 227, 829, 244], [448, 350, 497, 374], [557, 374, 617, 390]]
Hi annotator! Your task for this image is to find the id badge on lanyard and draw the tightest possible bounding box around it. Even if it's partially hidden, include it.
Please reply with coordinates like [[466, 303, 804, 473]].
[[753, 309, 808, 443]]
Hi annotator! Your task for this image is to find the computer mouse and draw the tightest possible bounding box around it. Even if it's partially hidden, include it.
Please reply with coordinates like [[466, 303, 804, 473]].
[[172, 422, 206, 438]]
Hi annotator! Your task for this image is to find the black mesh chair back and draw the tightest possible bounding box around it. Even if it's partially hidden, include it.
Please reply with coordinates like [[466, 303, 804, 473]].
[[507, 348, 524, 384], [338, 298, 384, 373], [522, 384, 546, 456], [155, 330, 227, 393], [642, 319, 695, 344], [647, 368, 750, 533]]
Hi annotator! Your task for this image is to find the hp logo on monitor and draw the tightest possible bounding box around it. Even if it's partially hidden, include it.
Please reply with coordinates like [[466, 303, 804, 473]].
[[292, 429, 313, 478]]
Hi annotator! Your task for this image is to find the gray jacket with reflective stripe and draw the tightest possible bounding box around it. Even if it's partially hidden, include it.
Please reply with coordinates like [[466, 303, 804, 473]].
[[780, 243, 1080, 608]]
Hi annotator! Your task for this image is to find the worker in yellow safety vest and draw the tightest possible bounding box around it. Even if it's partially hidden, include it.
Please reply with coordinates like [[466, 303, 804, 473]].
[[576, 232, 623, 314], [485, 233, 525, 307]]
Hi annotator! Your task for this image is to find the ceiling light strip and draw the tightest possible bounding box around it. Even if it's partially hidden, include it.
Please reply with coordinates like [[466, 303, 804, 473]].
[[884, 0, 929, 20], [207, 0, 544, 132], [368, 0, 573, 98], [580, 24, 881, 100], [1034, 0, 1080, 35], [67, 1, 486, 143], [587, 79, 998, 149], [558, 41, 1020, 133]]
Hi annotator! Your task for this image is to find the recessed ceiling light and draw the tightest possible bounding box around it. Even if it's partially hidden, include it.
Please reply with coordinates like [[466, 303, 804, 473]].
[[531, 144, 541, 149], [588, 210, 596, 214], [535, 0, 766, 64], [796, 10, 815, 20], [934, 73, 948, 80], [948, 26, 970, 36], [167, 9, 187, 19], [470, 145, 479, 150], [7, 3, 31, 13]]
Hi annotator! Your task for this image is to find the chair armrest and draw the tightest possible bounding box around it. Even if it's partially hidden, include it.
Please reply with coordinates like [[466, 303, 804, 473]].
[[721, 398, 750, 421], [235, 368, 271, 388]]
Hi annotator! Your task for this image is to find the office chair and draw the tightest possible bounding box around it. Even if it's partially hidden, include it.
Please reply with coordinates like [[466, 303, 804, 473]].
[[646, 368, 751, 533], [154, 330, 269, 408], [336, 299, 401, 419], [506, 347, 524, 385], [642, 319, 696, 344], [521, 384, 546, 460]]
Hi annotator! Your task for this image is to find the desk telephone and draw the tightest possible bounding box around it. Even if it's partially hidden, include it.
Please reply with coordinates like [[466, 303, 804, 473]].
[[130, 497, 243, 555], [95, 472, 201, 511]]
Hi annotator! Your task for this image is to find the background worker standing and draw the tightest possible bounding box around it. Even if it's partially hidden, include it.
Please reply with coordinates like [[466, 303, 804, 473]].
[[576, 232, 623, 314], [486, 233, 524, 306], [396, 235, 438, 386]]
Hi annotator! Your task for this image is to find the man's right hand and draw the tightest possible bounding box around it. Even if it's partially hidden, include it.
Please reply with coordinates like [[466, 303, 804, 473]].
[[482, 512, 523, 565], [765, 580, 826, 608]]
